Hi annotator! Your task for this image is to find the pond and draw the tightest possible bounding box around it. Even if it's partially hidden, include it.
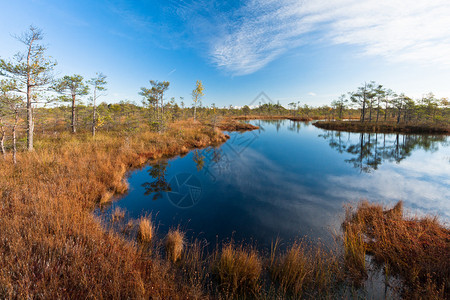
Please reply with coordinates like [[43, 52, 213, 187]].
[[101, 120, 450, 250]]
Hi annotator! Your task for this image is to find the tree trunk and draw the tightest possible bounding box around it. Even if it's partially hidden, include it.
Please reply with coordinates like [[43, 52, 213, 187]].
[[71, 93, 76, 133], [13, 109, 18, 164], [26, 37, 35, 151], [92, 88, 96, 136], [361, 99, 366, 122], [0, 122, 5, 158], [376, 99, 380, 123], [385, 101, 388, 121], [26, 85, 34, 151]]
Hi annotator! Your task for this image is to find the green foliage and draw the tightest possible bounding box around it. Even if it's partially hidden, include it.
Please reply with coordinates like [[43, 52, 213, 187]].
[[192, 80, 204, 121], [53, 74, 89, 99]]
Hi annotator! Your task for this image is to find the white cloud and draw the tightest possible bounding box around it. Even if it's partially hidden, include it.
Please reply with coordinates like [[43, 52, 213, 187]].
[[111, 0, 450, 76], [167, 68, 176, 76], [308, 92, 317, 96], [205, 0, 450, 75]]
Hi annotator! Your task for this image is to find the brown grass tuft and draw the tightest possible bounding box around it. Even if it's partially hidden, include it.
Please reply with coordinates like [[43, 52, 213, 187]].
[[137, 217, 153, 243], [344, 200, 450, 298], [111, 206, 125, 222], [271, 241, 310, 297], [165, 229, 185, 263], [271, 241, 339, 297], [213, 243, 262, 298]]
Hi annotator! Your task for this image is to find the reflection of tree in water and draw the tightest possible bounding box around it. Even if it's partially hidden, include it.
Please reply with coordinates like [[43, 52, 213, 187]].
[[259, 119, 302, 134], [194, 147, 231, 180], [259, 120, 284, 133], [193, 150, 205, 171], [142, 161, 171, 200], [321, 131, 448, 173], [287, 120, 302, 133]]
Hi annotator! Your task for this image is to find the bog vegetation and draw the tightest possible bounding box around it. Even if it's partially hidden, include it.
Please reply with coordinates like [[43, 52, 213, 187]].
[[1, 26, 449, 299]]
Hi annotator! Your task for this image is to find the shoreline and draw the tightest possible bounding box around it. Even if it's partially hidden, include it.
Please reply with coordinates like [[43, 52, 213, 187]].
[[232, 115, 360, 122], [314, 120, 450, 135]]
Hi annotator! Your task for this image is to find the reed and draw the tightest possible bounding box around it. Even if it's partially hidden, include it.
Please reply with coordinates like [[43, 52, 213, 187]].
[[213, 243, 262, 298], [344, 200, 449, 298], [165, 228, 185, 263], [270, 240, 339, 298], [137, 217, 154, 244], [0, 120, 228, 299], [111, 206, 125, 222]]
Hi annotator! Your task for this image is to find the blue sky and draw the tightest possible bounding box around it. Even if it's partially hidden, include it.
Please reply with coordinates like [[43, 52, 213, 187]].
[[1, 0, 450, 107]]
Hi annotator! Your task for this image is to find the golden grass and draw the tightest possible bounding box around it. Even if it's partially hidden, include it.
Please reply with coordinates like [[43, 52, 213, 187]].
[[315, 120, 450, 134], [137, 217, 154, 244], [271, 242, 310, 297], [111, 206, 125, 222], [344, 200, 450, 298], [270, 241, 339, 298], [342, 222, 367, 283], [0, 120, 228, 299], [217, 118, 260, 131], [165, 229, 185, 263], [213, 243, 262, 298]]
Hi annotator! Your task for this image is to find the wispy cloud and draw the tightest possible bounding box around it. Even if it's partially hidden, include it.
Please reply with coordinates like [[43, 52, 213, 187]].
[[206, 0, 450, 75], [167, 68, 176, 76], [308, 92, 317, 96], [109, 0, 450, 76]]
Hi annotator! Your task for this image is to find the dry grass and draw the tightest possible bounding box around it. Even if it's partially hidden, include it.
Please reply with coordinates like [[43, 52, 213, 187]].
[[111, 206, 125, 222], [213, 243, 262, 298], [270, 241, 339, 298], [315, 120, 450, 134], [165, 228, 185, 263], [137, 217, 154, 244], [0, 120, 228, 299], [217, 117, 260, 131], [344, 200, 450, 298], [342, 222, 367, 283]]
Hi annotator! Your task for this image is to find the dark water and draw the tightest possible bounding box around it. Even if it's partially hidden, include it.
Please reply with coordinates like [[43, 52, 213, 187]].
[[101, 120, 450, 249]]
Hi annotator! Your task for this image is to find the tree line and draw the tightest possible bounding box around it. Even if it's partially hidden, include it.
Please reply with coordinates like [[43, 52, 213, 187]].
[[1, 27, 449, 164], [0, 26, 207, 163], [331, 81, 449, 123]]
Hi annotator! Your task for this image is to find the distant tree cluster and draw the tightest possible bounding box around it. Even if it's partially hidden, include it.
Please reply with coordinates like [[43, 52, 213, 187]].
[[1, 27, 449, 164], [338, 82, 449, 124]]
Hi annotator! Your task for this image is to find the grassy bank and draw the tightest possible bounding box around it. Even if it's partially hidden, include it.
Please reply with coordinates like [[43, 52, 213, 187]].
[[233, 115, 314, 121], [218, 118, 260, 131], [343, 201, 450, 298], [314, 120, 450, 134], [0, 120, 228, 298], [0, 118, 448, 299]]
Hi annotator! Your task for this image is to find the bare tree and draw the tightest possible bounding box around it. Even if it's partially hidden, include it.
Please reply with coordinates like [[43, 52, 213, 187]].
[[0, 80, 24, 163], [0, 26, 56, 151], [87, 73, 107, 136]]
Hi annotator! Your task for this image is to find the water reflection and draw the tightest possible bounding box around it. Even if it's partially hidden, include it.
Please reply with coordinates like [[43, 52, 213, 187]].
[[192, 150, 205, 171], [195, 147, 231, 182], [104, 120, 450, 253], [142, 162, 171, 200], [320, 131, 449, 173]]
